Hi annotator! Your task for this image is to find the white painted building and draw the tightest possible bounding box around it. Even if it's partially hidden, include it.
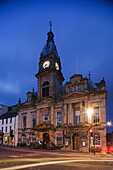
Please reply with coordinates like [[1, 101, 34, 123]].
[[0, 108, 18, 146]]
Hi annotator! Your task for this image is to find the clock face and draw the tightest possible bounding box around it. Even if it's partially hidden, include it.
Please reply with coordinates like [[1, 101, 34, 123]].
[[43, 61, 50, 69], [55, 62, 59, 70]]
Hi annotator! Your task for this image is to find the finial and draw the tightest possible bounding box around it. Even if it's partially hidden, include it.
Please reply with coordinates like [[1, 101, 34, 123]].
[[18, 98, 21, 104], [88, 71, 91, 80], [49, 21, 52, 31], [33, 87, 34, 93]]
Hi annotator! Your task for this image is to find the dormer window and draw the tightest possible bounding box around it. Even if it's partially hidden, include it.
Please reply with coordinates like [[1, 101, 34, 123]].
[[28, 97, 31, 102]]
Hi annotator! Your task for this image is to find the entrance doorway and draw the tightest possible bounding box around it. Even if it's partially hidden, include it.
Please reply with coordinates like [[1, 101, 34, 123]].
[[73, 133, 79, 150], [43, 133, 49, 148]]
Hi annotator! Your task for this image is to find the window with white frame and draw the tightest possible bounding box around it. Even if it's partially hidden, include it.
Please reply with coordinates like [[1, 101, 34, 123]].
[[93, 106, 100, 123], [44, 113, 48, 121], [57, 111, 62, 125], [6, 118, 8, 124], [56, 136, 62, 146], [75, 110, 80, 124]]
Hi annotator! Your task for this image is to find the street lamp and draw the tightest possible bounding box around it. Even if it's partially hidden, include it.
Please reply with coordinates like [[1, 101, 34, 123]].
[[107, 121, 111, 126], [87, 108, 93, 154]]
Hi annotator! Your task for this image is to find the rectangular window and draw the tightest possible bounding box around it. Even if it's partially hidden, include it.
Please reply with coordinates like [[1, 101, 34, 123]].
[[10, 117, 12, 123], [81, 84, 85, 91], [2, 127, 3, 132], [5, 126, 7, 132], [93, 106, 99, 123], [2, 119, 4, 125], [6, 118, 8, 124], [23, 116, 26, 128], [57, 136, 62, 146], [77, 86, 80, 91], [75, 110, 80, 124], [68, 87, 71, 93], [44, 114, 48, 121], [57, 111, 62, 125], [73, 86, 76, 91], [32, 115, 36, 128]]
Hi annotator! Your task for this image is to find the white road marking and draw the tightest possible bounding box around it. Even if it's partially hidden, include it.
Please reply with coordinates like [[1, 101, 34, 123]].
[[1, 159, 113, 170]]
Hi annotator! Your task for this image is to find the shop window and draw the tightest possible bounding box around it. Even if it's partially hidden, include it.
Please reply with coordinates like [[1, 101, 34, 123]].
[[42, 81, 49, 97], [32, 115, 36, 128], [57, 111, 62, 125], [56, 136, 62, 146], [93, 106, 100, 123], [23, 116, 26, 128], [44, 113, 48, 121]]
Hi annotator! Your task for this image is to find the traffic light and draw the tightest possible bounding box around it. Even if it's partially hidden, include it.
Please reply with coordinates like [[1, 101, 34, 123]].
[[10, 129, 13, 137], [89, 129, 93, 137]]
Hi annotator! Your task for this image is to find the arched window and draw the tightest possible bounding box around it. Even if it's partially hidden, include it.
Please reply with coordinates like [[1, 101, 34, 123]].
[[42, 81, 49, 97]]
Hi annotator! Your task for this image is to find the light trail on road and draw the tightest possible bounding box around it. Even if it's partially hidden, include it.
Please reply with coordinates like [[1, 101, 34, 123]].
[[1, 159, 113, 170]]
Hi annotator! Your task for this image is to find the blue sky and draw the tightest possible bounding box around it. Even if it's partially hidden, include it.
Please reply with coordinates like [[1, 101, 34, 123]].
[[0, 0, 113, 131]]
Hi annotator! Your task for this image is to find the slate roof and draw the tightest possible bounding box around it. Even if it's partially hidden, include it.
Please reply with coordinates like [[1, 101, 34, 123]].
[[0, 111, 18, 119]]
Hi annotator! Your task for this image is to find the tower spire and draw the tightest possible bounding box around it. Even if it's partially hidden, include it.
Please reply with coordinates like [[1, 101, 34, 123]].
[[88, 71, 91, 80], [49, 21, 52, 31]]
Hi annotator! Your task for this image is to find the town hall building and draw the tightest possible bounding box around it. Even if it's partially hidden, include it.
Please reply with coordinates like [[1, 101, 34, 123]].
[[18, 25, 107, 152]]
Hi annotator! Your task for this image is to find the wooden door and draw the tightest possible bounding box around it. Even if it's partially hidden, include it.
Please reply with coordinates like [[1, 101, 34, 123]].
[[74, 136, 79, 150]]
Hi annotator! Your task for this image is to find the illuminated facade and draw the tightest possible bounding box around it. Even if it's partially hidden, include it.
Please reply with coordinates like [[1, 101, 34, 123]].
[[18, 26, 107, 152]]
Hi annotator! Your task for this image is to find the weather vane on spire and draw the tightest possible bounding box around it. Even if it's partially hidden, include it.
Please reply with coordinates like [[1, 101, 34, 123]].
[[49, 21, 52, 31]]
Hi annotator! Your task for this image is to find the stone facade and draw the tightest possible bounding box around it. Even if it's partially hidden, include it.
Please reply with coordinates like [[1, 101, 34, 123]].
[[18, 27, 107, 152]]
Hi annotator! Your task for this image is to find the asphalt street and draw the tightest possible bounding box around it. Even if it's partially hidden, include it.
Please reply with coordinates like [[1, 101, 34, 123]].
[[0, 146, 113, 170]]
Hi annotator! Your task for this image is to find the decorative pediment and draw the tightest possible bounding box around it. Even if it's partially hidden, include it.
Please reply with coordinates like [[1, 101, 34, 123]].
[[37, 97, 54, 104], [65, 91, 87, 98]]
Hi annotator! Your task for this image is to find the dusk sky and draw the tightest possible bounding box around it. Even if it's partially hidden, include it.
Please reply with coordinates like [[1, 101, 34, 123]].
[[0, 0, 113, 131]]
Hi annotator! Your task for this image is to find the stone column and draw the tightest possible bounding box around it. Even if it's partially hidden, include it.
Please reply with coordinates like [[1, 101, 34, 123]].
[[80, 102, 83, 124], [51, 105, 54, 125], [69, 104, 72, 124], [64, 104, 67, 124], [85, 100, 88, 123], [37, 109, 40, 125]]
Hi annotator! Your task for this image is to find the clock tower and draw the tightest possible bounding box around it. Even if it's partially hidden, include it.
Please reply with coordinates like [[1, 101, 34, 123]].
[[35, 24, 64, 99]]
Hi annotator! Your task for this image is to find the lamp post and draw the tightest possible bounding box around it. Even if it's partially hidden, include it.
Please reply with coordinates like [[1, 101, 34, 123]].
[[87, 108, 93, 154]]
